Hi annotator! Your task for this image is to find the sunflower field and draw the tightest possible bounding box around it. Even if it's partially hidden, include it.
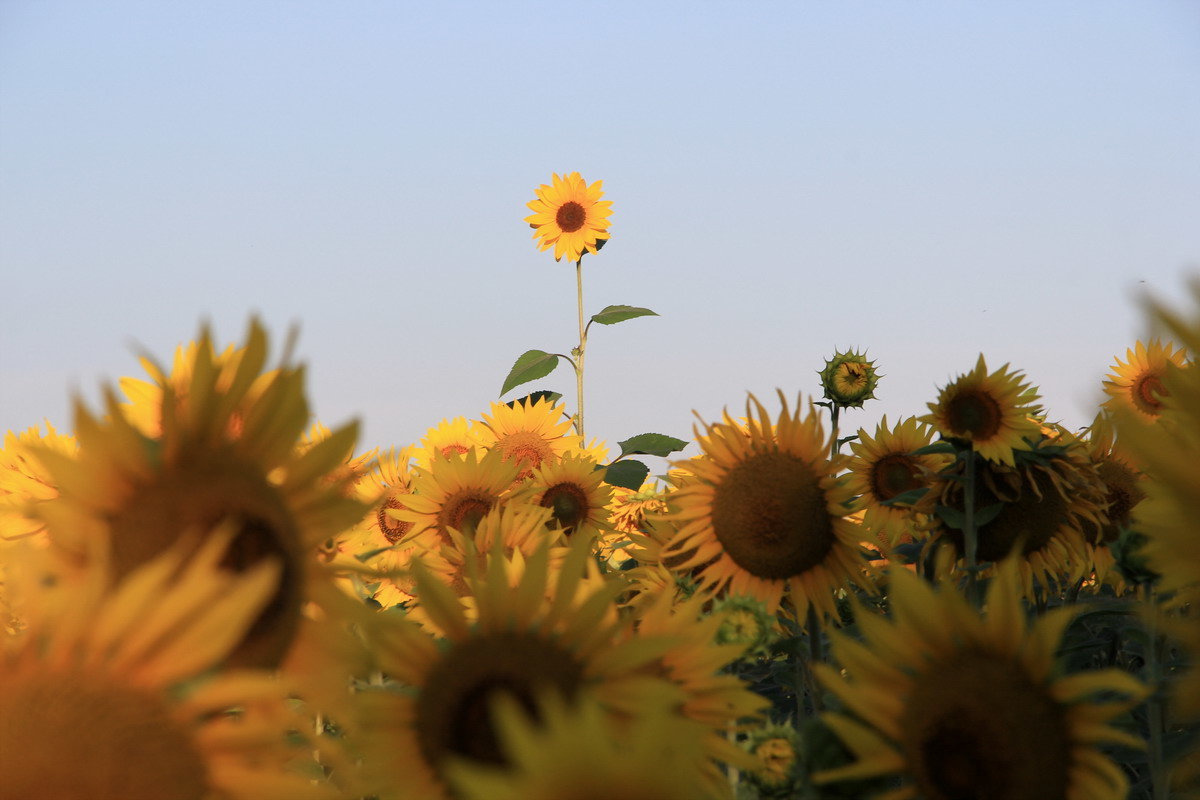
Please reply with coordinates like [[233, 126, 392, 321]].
[[3, 174, 1200, 800]]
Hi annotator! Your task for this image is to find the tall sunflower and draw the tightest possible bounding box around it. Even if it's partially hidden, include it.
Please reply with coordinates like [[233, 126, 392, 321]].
[[922, 354, 1043, 466], [0, 525, 350, 800], [815, 560, 1148, 800], [524, 172, 613, 263], [31, 319, 367, 669], [356, 534, 684, 800], [663, 392, 874, 618], [845, 416, 948, 550], [1103, 338, 1188, 422], [480, 397, 577, 480]]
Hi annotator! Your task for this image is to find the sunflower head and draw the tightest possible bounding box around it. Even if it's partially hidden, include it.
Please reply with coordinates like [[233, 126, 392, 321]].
[[743, 723, 804, 794], [818, 348, 880, 409], [922, 354, 1043, 466], [1103, 338, 1188, 422], [523, 172, 613, 263]]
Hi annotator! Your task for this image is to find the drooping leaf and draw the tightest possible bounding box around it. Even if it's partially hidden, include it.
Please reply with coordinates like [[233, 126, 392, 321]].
[[500, 350, 561, 396], [617, 433, 688, 458], [590, 305, 659, 326], [604, 459, 650, 490]]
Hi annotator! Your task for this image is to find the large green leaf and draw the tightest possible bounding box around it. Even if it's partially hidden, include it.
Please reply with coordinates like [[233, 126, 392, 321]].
[[617, 433, 688, 458], [590, 305, 659, 326], [500, 350, 561, 395], [604, 459, 650, 490]]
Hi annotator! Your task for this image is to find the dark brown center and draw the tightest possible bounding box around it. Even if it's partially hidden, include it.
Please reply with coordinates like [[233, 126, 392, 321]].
[[415, 632, 585, 769], [869, 453, 923, 502], [555, 201, 587, 233], [901, 650, 1071, 800], [709, 451, 835, 580], [944, 389, 1004, 441], [540, 482, 590, 530], [377, 495, 412, 544]]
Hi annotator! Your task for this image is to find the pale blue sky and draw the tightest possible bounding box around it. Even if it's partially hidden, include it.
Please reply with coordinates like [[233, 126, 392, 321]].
[[2, 1, 1198, 460]]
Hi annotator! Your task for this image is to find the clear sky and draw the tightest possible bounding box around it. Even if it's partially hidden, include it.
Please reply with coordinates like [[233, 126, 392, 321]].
[[2, 1, 1198, 461]]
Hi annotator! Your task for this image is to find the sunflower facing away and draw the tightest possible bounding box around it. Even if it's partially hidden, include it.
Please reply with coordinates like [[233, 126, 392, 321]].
[[815, 560, 1148, 800], [31, 319, 367, 669], [1102, 338, 1188, 422], [922, 354, 1043, 466], [663, 392, 874, 618], [0, 525, 349, 800], [480, 397, 577, 480], [524, 172, 613, 263]]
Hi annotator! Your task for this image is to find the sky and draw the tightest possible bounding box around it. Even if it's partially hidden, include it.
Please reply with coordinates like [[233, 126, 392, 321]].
[[2, 1, 1199, 464]]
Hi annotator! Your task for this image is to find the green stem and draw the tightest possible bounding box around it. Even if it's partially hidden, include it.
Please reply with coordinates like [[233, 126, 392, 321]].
[[1145, 583, 1168, 800], [806, 604, 825, 713], [573, 258, 587, 439], [963, 449, 984, 607], [829, 403, 841, 461]]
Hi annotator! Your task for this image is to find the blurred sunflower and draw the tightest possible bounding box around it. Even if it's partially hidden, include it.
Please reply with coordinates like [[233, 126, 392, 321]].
[[815, 560, 1148, 800], [1114, 280, 1200, 717], [663, 392, 874, 617], [446, 691, 712, 800], [357, 534, 684, 800], [0, 525, 348, 800], [481, 397, 576, 479], [922, 354, 1043, 466], [845, 416, 947, 550], [1103, 338, 1188, 422], [31, 319, 367, 669], [0, 421, 76, 543], [391, 449, 519, 545], [524, 172, 613, 263]]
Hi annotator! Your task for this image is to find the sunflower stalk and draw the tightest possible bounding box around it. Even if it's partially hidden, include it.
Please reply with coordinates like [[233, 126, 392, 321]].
[[963, 448, 984, 607], [1144, 583, 1169, 800], [573, 257, 587, 440]]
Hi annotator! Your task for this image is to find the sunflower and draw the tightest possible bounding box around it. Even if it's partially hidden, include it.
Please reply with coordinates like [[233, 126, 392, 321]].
[[0, 421, 76, 543], [846, 416, 948, 550], [663, 392, 875, 618], [446, 691, 712, 800], [814, 559, 1148, 800], [1103, 338, 1188, 422], [819, 348, 881, 408], [524, 172, 613, 263], [391, 448, 520, 545], [31, 319, 367, 669], [356, 534, 685, 800], [630, 590, 769, 793], [917, 429, 1106, 600], [416, 416, 496, 469], [520, 453, 613, 538], [480, 397, 577, 480], [1113, 280, 1200, 717], [0, 525, 350, 800], [922, 354, 1043, 466]]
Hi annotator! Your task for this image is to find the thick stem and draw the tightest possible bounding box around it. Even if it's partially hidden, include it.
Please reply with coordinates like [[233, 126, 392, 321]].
[[829, 404, 841, 461], [573, 258, 587, 439], [806, 604, 825, 713], [1145, 583, 1168, 800], [963, 449, 984, 607]]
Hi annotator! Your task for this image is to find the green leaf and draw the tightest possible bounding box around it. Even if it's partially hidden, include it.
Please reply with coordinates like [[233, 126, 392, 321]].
[[604, 459, 650, 490], [590, 305, 659, 326], [935, 504, 966, 530], [500, 350, 562, 396], [880, 487, 928, 507], [617, 433, 688, 458], [506, 390, 563, 409], [974, 502, 1005, 528], [911, 441, 958, 456]]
